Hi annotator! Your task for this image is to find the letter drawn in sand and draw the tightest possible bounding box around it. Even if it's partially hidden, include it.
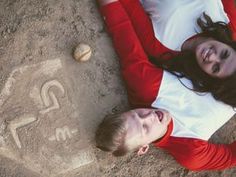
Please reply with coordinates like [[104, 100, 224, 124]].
[[48, 126, 78, 142], [40, 80, 65, 114], [8, 115, 37, 149]]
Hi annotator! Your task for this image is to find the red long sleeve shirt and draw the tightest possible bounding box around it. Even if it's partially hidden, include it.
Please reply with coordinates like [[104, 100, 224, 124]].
[[100, 0, 236, 171]]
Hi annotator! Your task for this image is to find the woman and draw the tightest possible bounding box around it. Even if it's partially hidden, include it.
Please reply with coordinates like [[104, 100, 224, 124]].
[[118, 0, 236, 107]]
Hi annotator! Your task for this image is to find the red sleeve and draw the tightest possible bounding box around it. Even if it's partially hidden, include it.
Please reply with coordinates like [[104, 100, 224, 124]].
[[119, 0, 175, 57], [100, 2, 163, 108], [222, 0, 236, 40], [158, 137, 236, 171]]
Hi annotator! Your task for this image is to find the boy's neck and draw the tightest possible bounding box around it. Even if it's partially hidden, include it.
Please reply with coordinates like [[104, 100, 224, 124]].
[[153, 119, 173, 146]]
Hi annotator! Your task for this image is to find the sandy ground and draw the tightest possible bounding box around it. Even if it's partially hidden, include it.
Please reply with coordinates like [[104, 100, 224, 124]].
[[0, 0, 235, 176]]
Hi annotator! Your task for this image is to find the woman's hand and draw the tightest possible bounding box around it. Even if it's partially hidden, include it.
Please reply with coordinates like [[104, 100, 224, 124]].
[[97, 0, 118, 7]]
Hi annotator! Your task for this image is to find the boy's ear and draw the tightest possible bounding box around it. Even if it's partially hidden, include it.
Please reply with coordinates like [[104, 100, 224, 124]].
[[137, 144, 149, 156]]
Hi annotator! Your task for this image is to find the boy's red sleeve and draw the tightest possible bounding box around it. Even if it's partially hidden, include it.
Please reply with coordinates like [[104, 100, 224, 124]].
[[222, 0, 236, 40], [159, 137, 236, 171], [100, 2, 163, 107]]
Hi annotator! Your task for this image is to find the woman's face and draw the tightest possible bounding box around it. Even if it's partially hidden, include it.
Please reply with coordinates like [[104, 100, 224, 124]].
[[195, 39, 236, 78]]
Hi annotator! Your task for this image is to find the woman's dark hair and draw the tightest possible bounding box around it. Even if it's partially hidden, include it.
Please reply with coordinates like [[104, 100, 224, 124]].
[[150, 13, 236, 107]]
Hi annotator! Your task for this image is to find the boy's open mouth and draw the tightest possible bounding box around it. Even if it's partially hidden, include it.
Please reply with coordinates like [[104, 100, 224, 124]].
[[155, 111, 163, 121]]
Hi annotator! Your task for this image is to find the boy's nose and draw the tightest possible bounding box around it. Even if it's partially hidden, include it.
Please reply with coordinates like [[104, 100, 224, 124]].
[[143, 112, 153, 119], [141, 112, 154, 121]]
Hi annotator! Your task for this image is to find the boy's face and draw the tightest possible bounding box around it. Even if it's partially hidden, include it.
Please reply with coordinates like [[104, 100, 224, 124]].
[[123, 108, 172, 150]]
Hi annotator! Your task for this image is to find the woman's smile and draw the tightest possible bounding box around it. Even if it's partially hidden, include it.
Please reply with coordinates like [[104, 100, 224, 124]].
[[195, 39, 236, 78], [200, 46, 215, 63]]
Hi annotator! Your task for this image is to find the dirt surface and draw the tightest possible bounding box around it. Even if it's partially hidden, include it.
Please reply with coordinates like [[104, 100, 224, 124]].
[[0, 0, 235, 177]]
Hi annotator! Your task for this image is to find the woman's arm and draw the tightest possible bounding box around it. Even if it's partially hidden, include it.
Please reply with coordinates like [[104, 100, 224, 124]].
[[98, 1, 163, 107], [222, 0, 236, 40], [119, 0, 173, 57], [97, 0, 117, 6]]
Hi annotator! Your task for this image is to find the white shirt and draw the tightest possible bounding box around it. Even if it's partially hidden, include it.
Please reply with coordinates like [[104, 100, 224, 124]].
[[140, 0, 229, 50], [152, 72, 235, 140]]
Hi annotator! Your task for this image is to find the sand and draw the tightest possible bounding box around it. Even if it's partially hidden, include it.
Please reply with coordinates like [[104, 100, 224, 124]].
[[0, 0, 235, 176]]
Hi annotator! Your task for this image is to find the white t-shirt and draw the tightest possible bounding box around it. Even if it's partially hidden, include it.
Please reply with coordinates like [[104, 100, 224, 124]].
[[140, 0, 229, 50], [152, 72, 235, 140]]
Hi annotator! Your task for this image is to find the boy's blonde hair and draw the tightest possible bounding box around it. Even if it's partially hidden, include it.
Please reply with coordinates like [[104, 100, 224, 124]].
[[95, 113, 130, 156]]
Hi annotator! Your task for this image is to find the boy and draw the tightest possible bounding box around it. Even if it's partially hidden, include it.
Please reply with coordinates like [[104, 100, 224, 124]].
[[96, 108, 172, 157], [96, 108, 236, 170], [95, 0, 236, 171]]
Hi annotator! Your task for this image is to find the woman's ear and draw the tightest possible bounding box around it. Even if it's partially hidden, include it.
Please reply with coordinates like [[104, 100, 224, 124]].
[[137, 144, 149, 156]]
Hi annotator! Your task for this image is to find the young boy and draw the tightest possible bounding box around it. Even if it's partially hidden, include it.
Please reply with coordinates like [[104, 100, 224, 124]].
[[95, 108, 236, 170], [96, 108, 172, 157], [95, 0, 236, 171]]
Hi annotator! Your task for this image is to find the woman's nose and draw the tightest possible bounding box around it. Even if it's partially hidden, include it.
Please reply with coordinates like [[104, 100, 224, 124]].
[[208, 53, 221, 63]]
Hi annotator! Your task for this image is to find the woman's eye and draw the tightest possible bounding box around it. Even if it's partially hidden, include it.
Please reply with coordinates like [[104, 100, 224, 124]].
[[212, 64, 220, 74], [220, 50, 229, 60]]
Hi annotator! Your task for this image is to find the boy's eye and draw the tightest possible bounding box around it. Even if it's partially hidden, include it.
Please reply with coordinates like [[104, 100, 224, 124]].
[[143, 124, 148, 133], [212, 63, 220, 74], [220, 50, 229, 60]]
